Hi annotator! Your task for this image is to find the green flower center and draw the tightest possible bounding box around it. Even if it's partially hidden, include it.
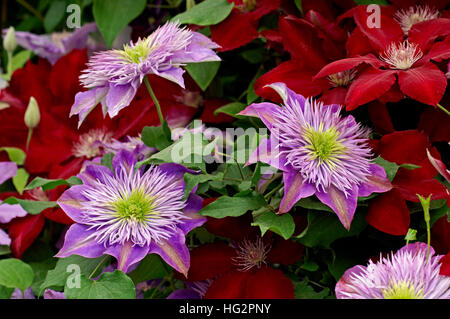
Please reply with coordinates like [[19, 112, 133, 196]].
[[382, 281, 424, 299], [303, 124, 346, 166], [121, 38, 153, 64], [113, 190, 156, 222]]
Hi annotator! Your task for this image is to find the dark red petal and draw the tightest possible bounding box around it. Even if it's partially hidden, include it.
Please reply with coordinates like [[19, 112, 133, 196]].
[[378, 130, 431, 165], [210, 10, 259, 52], [314, 54, 384, 79], [398, 63, 447, 107], [352, 5, 403, 53], [346, 27, 375, 57], [254, 60, 328, 103], [267, 238, 304, 266], [421, 36, 450, 64], [367, 101, 395, 134], [366, 189, 410, 236], [8, 214, 46, 258], [319, 87, 347, 105], [390, 0, 449, 10], [418, 108, 450, 143], [440, 252, 450, 277], [409, 19, 450, 52], [243, 266, 295, 299], [249, 0, 280, 20], [279, 15, 330, 72], [345, 68, 397, 110], [432, 216, 450, 255], [205, 214, 259, 241], [201, 99, 234, 124], [204, 269, 250, 299], [49, 49, 87, 106], [393, 175, 448, 202], [185, 243, 236, 282]]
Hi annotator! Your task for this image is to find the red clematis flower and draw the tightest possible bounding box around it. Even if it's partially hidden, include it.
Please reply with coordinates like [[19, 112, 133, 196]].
[[254, 13, 351, 106], [0, 49, 198, 179], [365, 130, 449, 236], [175, 213, 303, 298], [315, 5, 450, 110], [210, 0, 280, 52]]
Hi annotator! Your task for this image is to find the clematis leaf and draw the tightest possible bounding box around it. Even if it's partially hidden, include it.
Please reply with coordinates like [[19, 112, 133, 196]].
[[128, 254, 166, 284], [185, 61, 220, 91], [93, 0, 147, 48], [373, 156, 399, 182], [199, 193, 265, 218], [171, 0, 234, 26], [0, 259, 34, 292], [12, 168, 29, 195], [64, 270, 135, 299], [252, 211, 295, 240], [2, 197, 57, 215]]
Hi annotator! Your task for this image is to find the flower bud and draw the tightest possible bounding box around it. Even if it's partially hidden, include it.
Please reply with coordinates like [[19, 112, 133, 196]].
[[24, 97, 40, 129], [3, 27, 17, 53]]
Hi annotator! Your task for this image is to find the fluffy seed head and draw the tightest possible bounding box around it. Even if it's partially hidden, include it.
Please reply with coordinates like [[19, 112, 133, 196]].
[[232, 238, 271, 271], [327, 70, 357, 87]]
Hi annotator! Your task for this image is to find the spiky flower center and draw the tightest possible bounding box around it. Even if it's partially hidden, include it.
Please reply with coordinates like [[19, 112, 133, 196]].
[[233, 238, 270, 271], [394, 6, 439, 35], [380, 41, 423, 70], [113, 190, 156, 222], [120, 38, 154, 64], [327, 70, 357, 87], [382, 281, 424, 299], [303, 124, 346, 166], [72, 129, 113, 158]]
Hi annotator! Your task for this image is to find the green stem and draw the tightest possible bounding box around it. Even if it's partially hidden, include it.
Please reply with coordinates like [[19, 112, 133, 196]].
[[264, 183, 283, 200], [6, 51, 13, 78], [25, 128, 33, 151], [436, 103, 450, 116], [234, 158, 245, 180], [88, 255, 110, 279], [16, 0, 44, 21], [144, 77, 164, 126]]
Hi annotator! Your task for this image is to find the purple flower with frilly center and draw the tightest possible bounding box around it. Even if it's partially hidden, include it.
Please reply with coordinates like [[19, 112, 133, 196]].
[[239, 82, 392, 230], [56, 150, 206, 275], [336, 243, 450, 299], [70, 21, 220, 125]]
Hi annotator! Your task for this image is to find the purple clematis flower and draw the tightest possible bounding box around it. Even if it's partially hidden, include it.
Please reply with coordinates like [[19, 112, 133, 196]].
[[2, 23, 99, 65], [336, 243, 450, 299], [0, 202, 28, 246], [239, 82, 392, 230], [70, 21, 220, 125], [56, 150, 206, 275], [0, 161, 17, 185]]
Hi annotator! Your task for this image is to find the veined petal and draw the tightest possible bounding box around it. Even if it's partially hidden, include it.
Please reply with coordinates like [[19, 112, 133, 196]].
[[427, 149, 450, 182], [148, 229, 190, 277], [56, 185, 89, 223], [358, 163, 392, 197], [279, 169, 316, 214], [157, 67, 186, 89], [246, 136, 288, 172], [238, 102, 282, 131], [106, 81, 139, 117], [105, 241, 149, 273], [316, 185, 358, 230], [0, 203, 28, 224], [179, 193, 206, 235], [56, 224, 106, 258], [0, 162, 17, 185]]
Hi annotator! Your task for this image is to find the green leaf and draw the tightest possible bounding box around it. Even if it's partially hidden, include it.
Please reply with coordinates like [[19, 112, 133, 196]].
[[296, 197, 333, 213], [128, 255, 166, 284], [93, 0, 147, 48], [252, 211, 295, 239], [2, 197, 58, 215], [185, 61, 221, 91], [0, 147, 26, 165], [294, 0, 303, 15], [25, 176, 75, 191], [29, 259, 57, 297], [373, 156, 399, 182], [101, 153, 114, 170], [44, 0, 66, 32], [294, 280, 330, 299], [298, 211, 367, 248], [399, 163, 421, 170], [0, 246, 11, 256], [64, 270, 136, 299], [11, 50, 32, 72], [171, 0, 234, 26], [0, 259, 34, 292], [0, 285, 14, 298], [12, 168, 29, 195], [354, 0, 389, 5], [141, 125, 172, 151], [327, 254, 361, 281], [183, 173, 220, 199], [40, 255, 109, 291], [214, 102, 246, 118], [199, 193, 265, 218], [405, 228, 417, 242]]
